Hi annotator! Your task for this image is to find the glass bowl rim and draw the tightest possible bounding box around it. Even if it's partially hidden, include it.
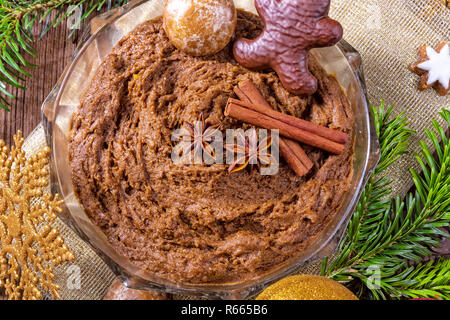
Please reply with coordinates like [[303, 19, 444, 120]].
[[43, 0, 380, 299]]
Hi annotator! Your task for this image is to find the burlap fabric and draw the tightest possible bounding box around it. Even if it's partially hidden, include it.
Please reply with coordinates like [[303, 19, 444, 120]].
[[19, 0, 449, 300]]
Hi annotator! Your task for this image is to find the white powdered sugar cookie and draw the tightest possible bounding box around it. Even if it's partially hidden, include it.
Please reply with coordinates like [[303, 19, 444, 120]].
[[418, 43, 450, 90], [410, 42, 449, 96]]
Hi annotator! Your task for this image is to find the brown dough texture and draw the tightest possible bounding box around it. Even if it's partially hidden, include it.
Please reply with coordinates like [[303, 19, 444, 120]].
[[69, 12, 354, 284]]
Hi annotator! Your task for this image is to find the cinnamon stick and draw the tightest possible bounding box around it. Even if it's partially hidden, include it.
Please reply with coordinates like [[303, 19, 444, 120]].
[[234, 80, 313, 175], [234, 85, 348, 145], [278, 139, 310, 176], [225, 98, 345, 154]]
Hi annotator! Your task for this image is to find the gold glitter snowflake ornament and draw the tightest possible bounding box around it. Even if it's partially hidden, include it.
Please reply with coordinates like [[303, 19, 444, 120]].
[[0, 132, 75, 300]]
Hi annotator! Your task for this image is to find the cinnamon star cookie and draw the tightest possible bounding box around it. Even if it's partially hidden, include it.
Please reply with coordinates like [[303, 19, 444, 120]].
[[409, 42, 450, 96]]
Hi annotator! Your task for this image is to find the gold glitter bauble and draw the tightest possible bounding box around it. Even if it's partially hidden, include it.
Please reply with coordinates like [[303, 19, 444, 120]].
[[163, 0, 237, 56], [256, 275, 358, 300]]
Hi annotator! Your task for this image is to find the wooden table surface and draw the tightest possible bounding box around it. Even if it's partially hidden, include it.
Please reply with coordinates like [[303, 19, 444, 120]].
[[0, 15, 92, 146]]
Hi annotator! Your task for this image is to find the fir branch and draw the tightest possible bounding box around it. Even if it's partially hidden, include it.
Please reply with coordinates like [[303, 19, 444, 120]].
[[379, 259, 450, 299], [322, 105, 450, 300], [0, 0, 128, 111]]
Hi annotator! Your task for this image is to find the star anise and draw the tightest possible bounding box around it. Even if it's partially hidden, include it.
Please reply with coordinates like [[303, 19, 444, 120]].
[[172, 113, 221, 164], [224, 127, 277, 174]]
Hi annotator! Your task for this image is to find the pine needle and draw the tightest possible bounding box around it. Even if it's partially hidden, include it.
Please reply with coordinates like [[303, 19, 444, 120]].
[[322, 105, 450, 300], [0, 0, 128, 110]]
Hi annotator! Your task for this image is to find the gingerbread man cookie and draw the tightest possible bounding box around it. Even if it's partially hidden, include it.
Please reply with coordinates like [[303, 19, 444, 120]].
[[409, 42, 450, 96], [233, 0, 343, 96]]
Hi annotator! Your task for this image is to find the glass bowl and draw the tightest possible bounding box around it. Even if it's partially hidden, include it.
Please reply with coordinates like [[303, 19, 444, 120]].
[[42, 0, 380, 299]]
